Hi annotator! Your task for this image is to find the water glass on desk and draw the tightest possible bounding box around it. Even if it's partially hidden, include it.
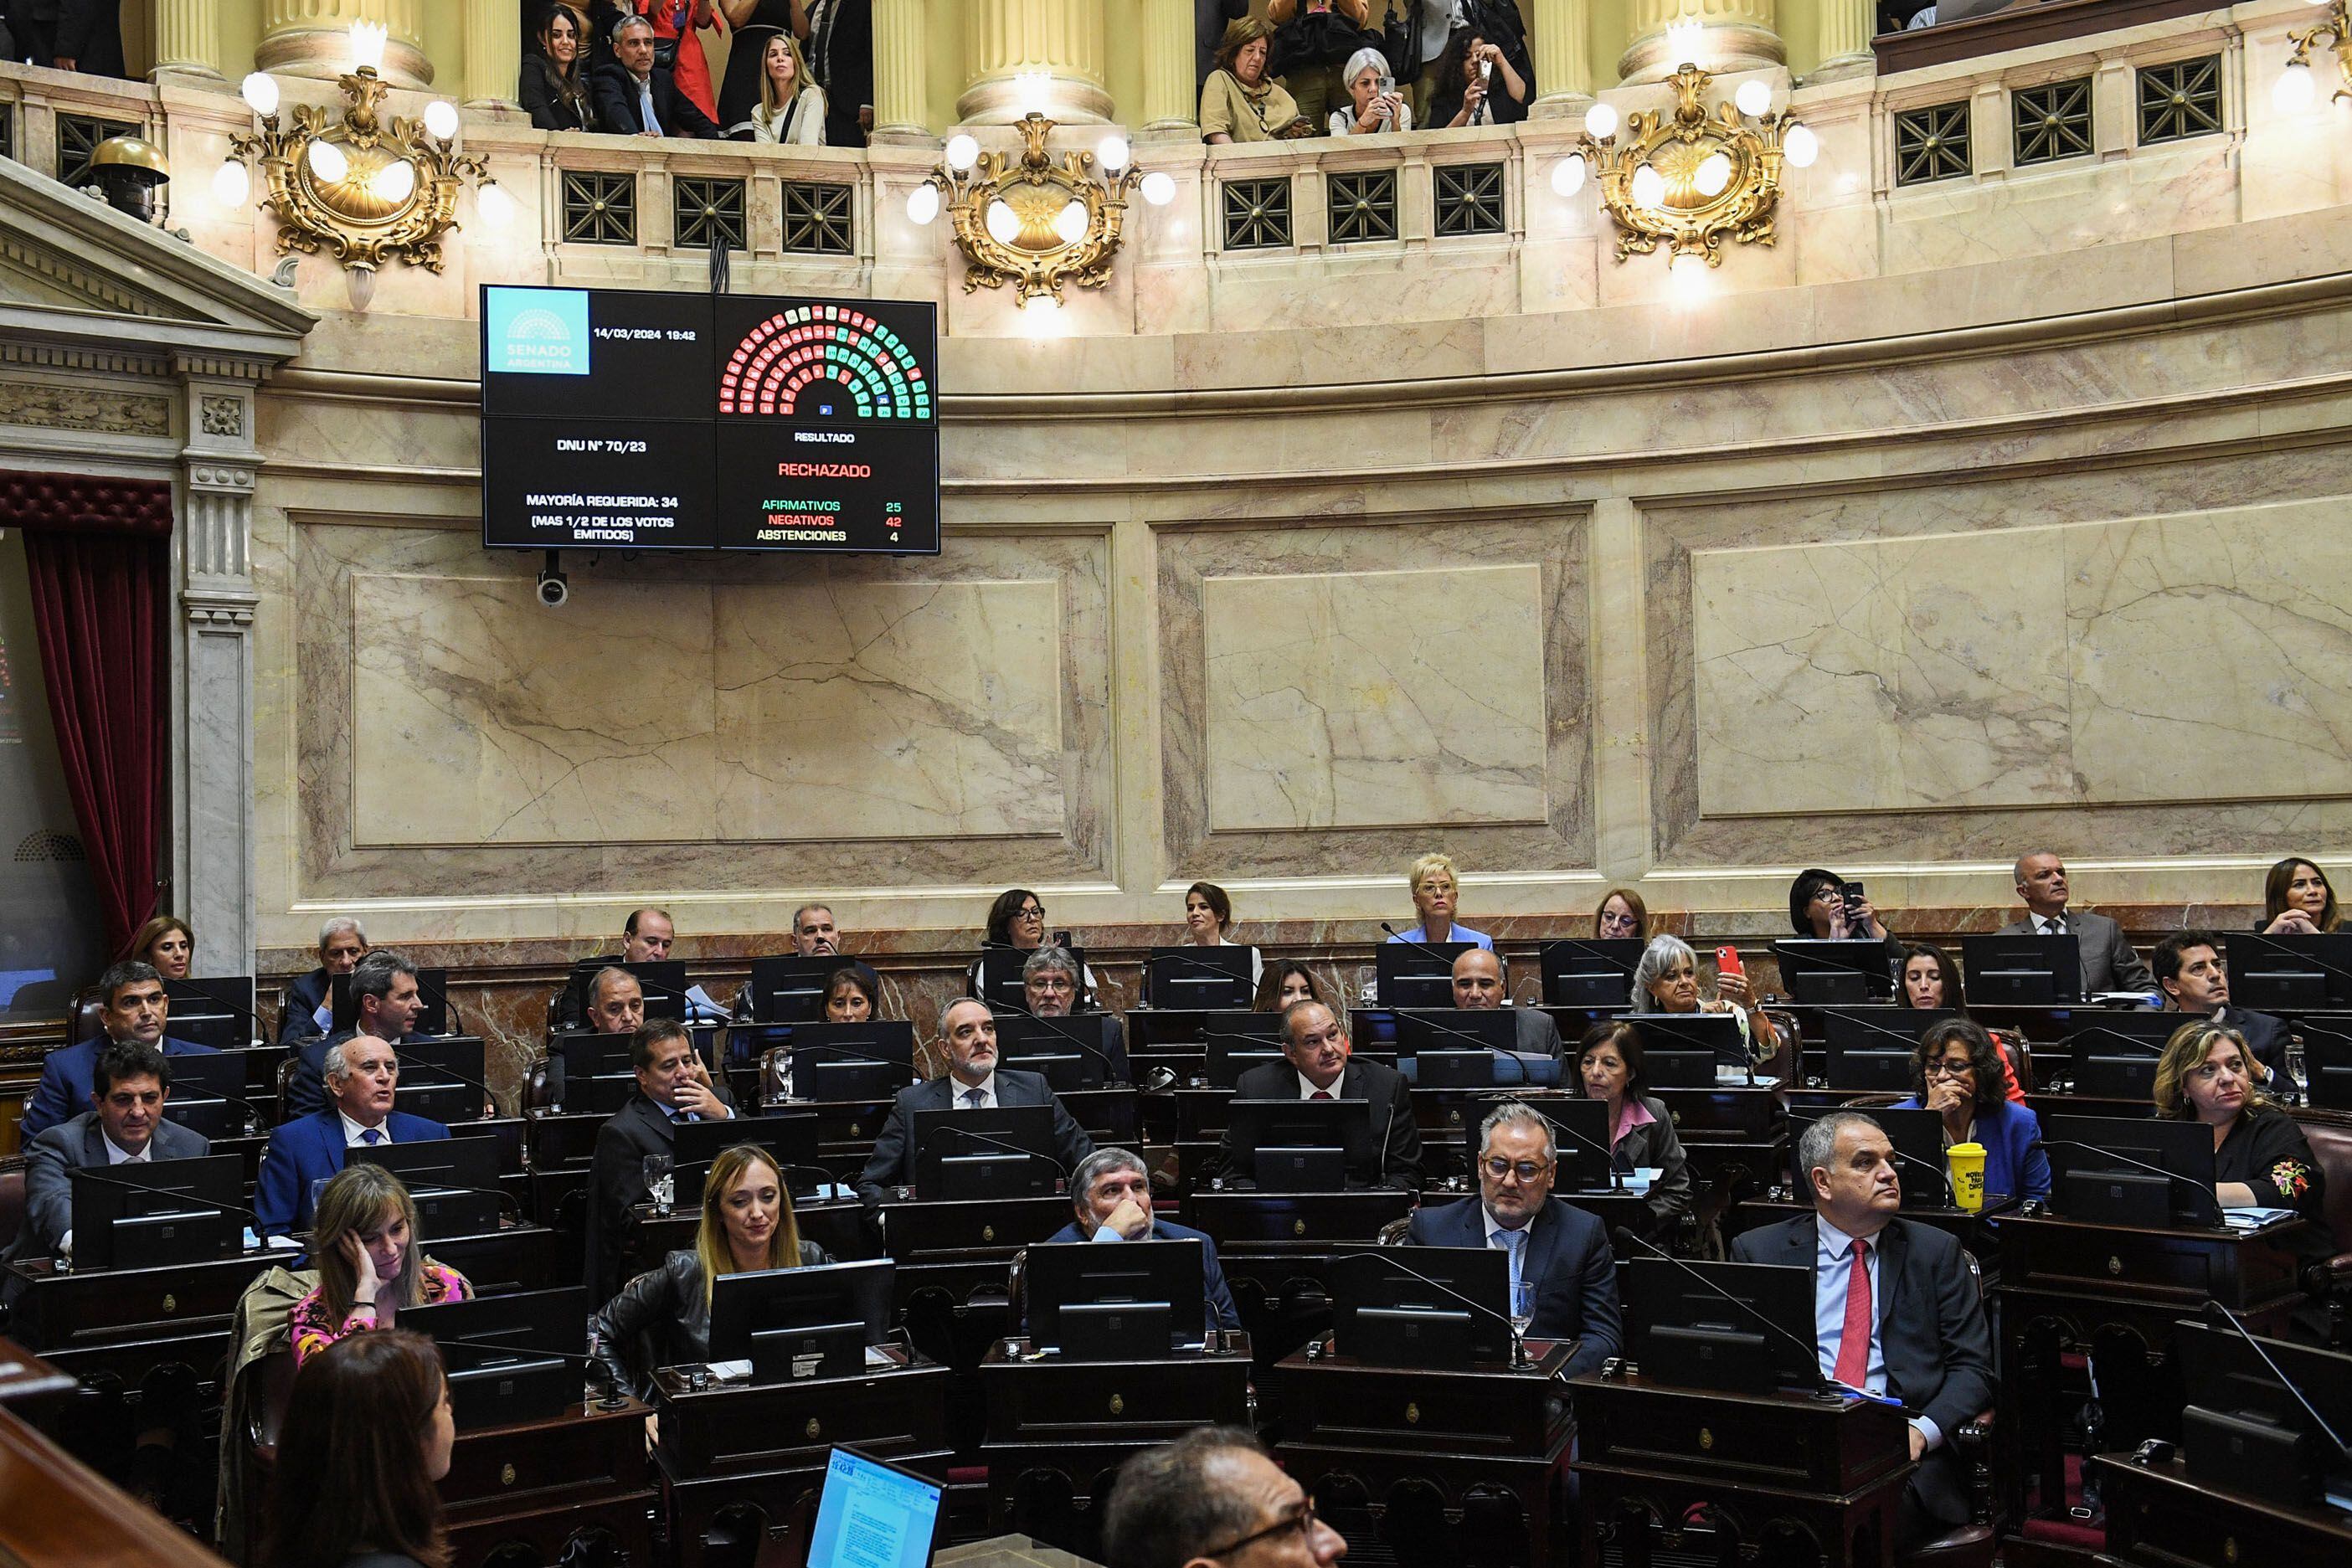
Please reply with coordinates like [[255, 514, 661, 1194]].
[[1509, 1280, 1535, 1340], [644, 1154, 675, 1216]]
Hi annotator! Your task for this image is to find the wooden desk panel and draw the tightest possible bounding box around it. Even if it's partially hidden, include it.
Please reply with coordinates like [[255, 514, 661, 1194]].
[[2094, 1452, 2352, 1568]]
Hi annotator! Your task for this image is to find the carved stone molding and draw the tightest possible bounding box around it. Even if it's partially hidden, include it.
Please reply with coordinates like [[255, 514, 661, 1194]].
[[186, 463, 257, 491], [0, 377, 171, 436], [199, 393, 244, 437], [172, 352, 283, 383], [0, 342, 168, 377], [183, 594, 259, 627]]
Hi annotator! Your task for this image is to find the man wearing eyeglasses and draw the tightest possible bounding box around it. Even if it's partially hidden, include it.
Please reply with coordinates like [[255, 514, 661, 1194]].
[[1104, 1426, 1348, 1568], [1404, 1100, 1622, 1377]]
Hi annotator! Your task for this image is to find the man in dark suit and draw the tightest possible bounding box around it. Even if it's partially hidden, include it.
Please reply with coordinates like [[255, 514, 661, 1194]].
[[277, 915, 368, 1046], [1040, 1147, 1239, 1334], [8, 1039, 211, 1266], [1732, 1110, 1995, 1546], [855, 998, 1094, 1207], [586, 1017, 737, 1299], [1023, 944, 1131, 1082], [23, 962, 219, 1139], [253, 1036, 450, 1237], [811, 0, 872, 147], [1451, 949, 1563, 1069], [1995, 851, 2154, 995], [1404, 1101, 1619, 1376], [2154, 930, 2290, 1086], [592, 13, 718, 137], [1217, 1000, 1422, 1189], [287, 948, 425, 1119]]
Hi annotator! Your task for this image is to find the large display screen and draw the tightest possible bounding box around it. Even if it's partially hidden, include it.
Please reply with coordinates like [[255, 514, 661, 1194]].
[[479, 285, 939, 555]]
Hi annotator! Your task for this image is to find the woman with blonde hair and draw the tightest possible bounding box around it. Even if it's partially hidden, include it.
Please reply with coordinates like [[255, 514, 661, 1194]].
[[289, 1164, 473, 1364], [2154, 1020, 2328, 1231], [1385, 852, 1492, 950], [749, 28, 827, 143], [589, 1144, 834, 1396]]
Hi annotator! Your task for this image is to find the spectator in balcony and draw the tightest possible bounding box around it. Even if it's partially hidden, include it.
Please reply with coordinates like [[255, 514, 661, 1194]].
[[1268, 0, 1373, 134], [714, 0, 810, 130], [1197, 0, 1249, 88], [12, 0, 125, 77], [1430, 28, 1531, 128], [748, 29, 828, 143], [594, 13, 720, 136], [633, 0, 719, 122], [1202, 17, 1303, 144], [522, 3, 600, 132], [811, 0, 874, 148], [1330, 45, 1413, 135]]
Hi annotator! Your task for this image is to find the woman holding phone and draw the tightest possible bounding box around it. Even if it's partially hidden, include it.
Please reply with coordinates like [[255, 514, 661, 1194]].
[[1330, 47, 1411, 134]]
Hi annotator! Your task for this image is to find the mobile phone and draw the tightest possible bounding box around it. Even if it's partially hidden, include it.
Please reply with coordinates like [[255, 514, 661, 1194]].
[[1480, 56, 1495, 80], [1840, 881, 1866, 917], [1716, 945, 1744, 978]]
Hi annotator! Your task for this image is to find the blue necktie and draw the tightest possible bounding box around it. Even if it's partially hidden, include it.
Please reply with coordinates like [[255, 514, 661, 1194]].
[[360, 1128, 382, 1145], [1498, 1226, 1526, 1290]]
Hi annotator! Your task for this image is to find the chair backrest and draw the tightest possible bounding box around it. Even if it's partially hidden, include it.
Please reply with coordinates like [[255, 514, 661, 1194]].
[[1375, 1216, 1412, 1246], [246, 1348, 297, 1455], [69, 987, 104, 1047], [274, 1056, 299, 1124], [2291, 1108, 2352, 1248], [1989, 1029, 2035, 1096], [0, 1164, 24, 1252]]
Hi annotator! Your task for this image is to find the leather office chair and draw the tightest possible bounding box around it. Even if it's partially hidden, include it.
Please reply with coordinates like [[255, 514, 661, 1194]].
[[274, 1056, 299, 1125], [2289, 1107, 2352, 1344], [0, 1163, 25, 1254], [69, 986, 104, 1046]]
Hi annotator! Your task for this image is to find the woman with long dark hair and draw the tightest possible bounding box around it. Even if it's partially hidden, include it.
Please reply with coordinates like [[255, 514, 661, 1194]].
[[520, 2, 598, 130], [265, 1329, 455, 1568]]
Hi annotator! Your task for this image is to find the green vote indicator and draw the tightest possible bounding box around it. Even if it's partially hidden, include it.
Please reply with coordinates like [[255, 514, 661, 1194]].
[[718, 304, 934, 421]]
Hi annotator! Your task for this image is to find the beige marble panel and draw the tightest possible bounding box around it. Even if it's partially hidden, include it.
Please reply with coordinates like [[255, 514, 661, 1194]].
[[1202, 564, 1548, 832], [1691, 531, 2074, 816], [352, 571, 719, 846], [711, 578, 1067, 840], [2068, 506, 2352, 805]]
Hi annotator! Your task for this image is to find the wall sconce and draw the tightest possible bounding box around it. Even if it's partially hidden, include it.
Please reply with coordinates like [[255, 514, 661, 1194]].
[[905, 112, 1175, 307], [1552, 63, 1814, 267], [217, 19, 502, 306], [2275, 0, 2352, 111]]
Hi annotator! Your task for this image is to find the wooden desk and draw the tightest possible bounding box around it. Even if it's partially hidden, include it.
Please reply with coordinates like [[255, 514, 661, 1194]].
[[1181, 1189, 1416, 1247], [2092, 1452, 2352, 1568], [652, 1351, 951, 1568], [1274, 1341, 1574, 1568], [440, 1395, 658, 1568], [980, 1334, 1253, 1558], [0, 1396, 227, 1567], [1572, 1366, 1913, 1568]]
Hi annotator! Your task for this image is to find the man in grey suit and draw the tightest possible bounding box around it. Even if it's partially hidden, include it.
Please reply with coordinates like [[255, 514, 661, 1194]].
[[1995, 850, 2154, 995], [10, 1039, 211, 1267], [855, 998, 1093, 1206]]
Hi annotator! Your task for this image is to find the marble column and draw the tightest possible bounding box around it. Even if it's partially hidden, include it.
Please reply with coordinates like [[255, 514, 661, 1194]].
[[958, 0, 1114, 126], [1139, 0, 1196, 135], [463, 0, 522, 109], [255, 0, 432, 90], [1530, 0, 1593, 114], [152, 0, 224, 81], [1814, 0, 1876, 78], [174, 357, 267, 977], [1619, 0, 1783, 84], [872, 0, 932, 142]]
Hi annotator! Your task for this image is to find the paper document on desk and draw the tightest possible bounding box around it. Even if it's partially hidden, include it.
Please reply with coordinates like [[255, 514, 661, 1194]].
[[2220, 1207, 2297, 1230]]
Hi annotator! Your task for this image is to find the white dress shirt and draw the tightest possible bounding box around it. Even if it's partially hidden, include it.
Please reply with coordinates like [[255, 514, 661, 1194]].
[[1815, 1216, 1940, 1451], [2034, 913, 2067, 936], [337, 1110, 394, 1148], [1295, 1070, 1341, 1100], [1481, 1204, 1531, 1290], [953, 1072, 999, 1110]]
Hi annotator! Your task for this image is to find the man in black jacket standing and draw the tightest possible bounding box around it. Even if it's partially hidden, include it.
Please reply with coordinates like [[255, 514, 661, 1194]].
[[592, 13, 718, 138], [1732, 1110, 1994, 1547], [586, 1018, 735, 1300]]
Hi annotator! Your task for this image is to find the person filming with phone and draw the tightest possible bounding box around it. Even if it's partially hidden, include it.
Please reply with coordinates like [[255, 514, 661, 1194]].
[[1331, 47, 1412, 134]]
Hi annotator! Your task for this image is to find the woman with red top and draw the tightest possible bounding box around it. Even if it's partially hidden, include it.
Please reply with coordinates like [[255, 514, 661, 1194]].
[[637, 0, 718, 122], [289, 1164, 471, 1365]]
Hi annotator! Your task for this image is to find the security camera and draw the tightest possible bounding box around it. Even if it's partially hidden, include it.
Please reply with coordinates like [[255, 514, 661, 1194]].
[[536, 553, 569, 609]]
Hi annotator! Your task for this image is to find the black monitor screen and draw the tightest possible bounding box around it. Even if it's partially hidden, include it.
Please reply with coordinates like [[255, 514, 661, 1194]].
[[1024, 1237, 1207, 1351], [672, 1112, 823, 1200], [1962, 935, 2083, 1005], [67, 1152, 247, 1268], [2224, 933, 2352, 1010], [708, 1258, 895, 1361], [995, 1014, 1120, 1087], [2041, 1112, 2221, 1226], [749, 954, 851, 1023], [1330, 1245, 1512, 1363], [1376, 942, 1475, 1008], [329, 969, 450, 1037], [1537, 939, 1644, 1009], [904, 1103, 1060, 1199], [1624, 1257, 1818, 1393], [1773, 939, 1896, 1004], [1147, 947, 1255, 1010], [1788, 1106, 1953, 1206], [348, 1134, 500, 1195]]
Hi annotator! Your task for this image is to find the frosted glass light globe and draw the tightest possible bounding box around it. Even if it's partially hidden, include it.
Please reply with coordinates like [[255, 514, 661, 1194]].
[[945, 133, 980, 172], [1140, 171, 1176, 206], [477, 181, 515, 228], [1735, 80, 1773, 119], [1096, 133, 1130, 173], [985, 198, 1020, 245], [1630, 162, 1665, 207], [1783, 122, 1819, 168], [239, 71, 280, 117], [306, 138, 349, 183], [906, 183, 940, 224], [1551, 154, 1586, 197], [212, 159, 250, 208], [2275, 60, 2318, 114], [1585, 101, 1619, 140], [1694, 152, 1732, 197], [424, 100, 461, 141], [1052, 199, 1089, 244], [373, 157, 416, 203]]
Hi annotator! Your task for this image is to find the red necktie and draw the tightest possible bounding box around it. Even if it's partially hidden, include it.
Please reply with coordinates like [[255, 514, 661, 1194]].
[[1834, 1236, 1872, 1388], [1311, 1090, 1333, 1100]]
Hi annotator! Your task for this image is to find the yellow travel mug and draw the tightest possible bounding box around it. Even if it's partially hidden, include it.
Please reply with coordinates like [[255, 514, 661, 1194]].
[[1946, 1142, 1987, 1213]]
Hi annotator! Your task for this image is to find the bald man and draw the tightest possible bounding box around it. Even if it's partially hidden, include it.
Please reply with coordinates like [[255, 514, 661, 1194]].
[[1450, 949, 1565, 1062]]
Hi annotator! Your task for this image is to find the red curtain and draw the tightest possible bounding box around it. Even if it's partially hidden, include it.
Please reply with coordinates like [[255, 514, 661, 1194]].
[[3, 470, 173, 958]]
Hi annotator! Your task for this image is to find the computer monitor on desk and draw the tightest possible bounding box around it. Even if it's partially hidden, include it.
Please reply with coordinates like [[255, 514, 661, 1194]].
[[1535, 1098, 1619, 1192], [2226, 933, 2352, 1012], [330, 969, 451, 1037], [671, 1111, 822, 1201], [808, 1447, 943, 1568], [1221, 1097, 1377, 1192], [996, 1012, 1119, 1090], [405, 1285, 589, 1427], [2174, 1318, 2352, 1510], [389, 1036, 489, 1123], [748, 954, 846, 1023], [1820, 1008, 1953, 1093], [161, 975, 258, 1047], [66, 1153, 246, 1269], [1789, 1107, 1953, 1207], [1963, 935, 2083, 1005], [1203, 1032, 1288, 1089], [1624, 1257, 1817, 1395], [708, 1258, 894, 1383], [563, 958, 688, 1024], [551, 1032, 640, 1115], [1392, 1008, 1525, 1088], [1377, 941, 1474, 1009], [975, 944, 1089, 1016], [1627, 1012, 1749, 1087], [1773, 939, 1895, 1005], [906, 1103, 1062, 1200], [348, 1136, 504, 1236], [1024, 1237, 1207, 1358], [2304, 1018, 2352, 1111], [2041, 1112, 2222, 1228], [2062, 1012, 2178, 1099], [158, 1051, 257, 1139], [1330, 1245, 1511, 1370], [1540, 938, 1644, 1010], [1147, 947, 1254, 1011], [787, 1020, 918, 1103]]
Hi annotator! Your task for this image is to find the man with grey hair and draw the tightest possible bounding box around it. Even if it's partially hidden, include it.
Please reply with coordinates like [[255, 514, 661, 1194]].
[[1022, 943, 1132, 1081], [790, 904, 841, 957], [590, 13, 718, 137], [1994, 849, 2153, 996], [255, 1032, 451, 1236], [287, 949, 425, 1118], [1039, 1147, 1239, 1332], [1732, 1109, 1994, 1548], [1404, 1101, 1620, 1375], [278, 915, 368, 1046]]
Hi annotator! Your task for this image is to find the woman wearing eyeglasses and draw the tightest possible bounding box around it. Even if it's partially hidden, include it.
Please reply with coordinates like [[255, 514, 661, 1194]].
[[1572, 1020, 1692, 1238], [1891, 1018, 2048, 1204], [2155, 1020, 2329, 1236], [968, 887, 1098, 1009]]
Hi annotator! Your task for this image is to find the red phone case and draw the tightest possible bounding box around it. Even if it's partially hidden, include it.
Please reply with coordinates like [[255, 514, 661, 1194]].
[[1715, 945, 1744, 976]]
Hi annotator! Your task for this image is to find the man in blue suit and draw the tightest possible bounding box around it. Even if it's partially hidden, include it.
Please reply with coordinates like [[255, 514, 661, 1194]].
[[1404, 1100, 1621, 1377], [253, 1034, 449, 1236], [23, 962, 219, 1139], [1039, 1147, 1240, 1334]]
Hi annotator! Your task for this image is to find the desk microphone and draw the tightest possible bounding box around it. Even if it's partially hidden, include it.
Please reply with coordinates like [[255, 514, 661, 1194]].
[[774, 1041, 918, 1098], [394, 1049, 502, 1120], [2030, 1137, 2223, 1228], [167, 1085, 269, 1139], [412, 975, 467, 1037], [67, 1166, 269, 1249], [920, 1122, 1069, 1185], [1346, 1248, 1533, 1370], [1394, 1010, 1537, 1086], [1608, 1225, 1840, 1399], [407, 1179, 526, 1226], [1630, 1010, 1758, 1086], [163, 984, 269, 1048], [986, 996, 1130, 1087], [1774, 942, 1897, 997], [1880, 1147, 1955, 1206], [420, 1332, 630, 1410], [2229, 932, 2352, 995], [2197, 1299, 2352, 1461]]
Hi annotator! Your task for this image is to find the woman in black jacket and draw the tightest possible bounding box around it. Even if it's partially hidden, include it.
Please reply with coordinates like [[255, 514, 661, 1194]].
[[521, 2, 600, 131], [1572, 1020, 1693, 1240], [590, 1144, 834, 1395]]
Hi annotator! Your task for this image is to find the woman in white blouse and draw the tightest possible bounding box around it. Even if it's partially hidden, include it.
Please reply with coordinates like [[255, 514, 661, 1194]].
[[751, 30, 827, 145], [1330, 46, 1413, 136]]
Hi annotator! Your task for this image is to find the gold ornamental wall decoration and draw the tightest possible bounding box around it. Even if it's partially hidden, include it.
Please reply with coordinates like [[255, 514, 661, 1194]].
[[2276, 0, 2352, 109], [906, 107, 1176, 307], [1553, 61, 1819, 268]]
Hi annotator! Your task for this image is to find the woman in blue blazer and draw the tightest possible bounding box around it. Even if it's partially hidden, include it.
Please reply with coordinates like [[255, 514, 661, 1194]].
[[1893, 1017, 2050, 1204]]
